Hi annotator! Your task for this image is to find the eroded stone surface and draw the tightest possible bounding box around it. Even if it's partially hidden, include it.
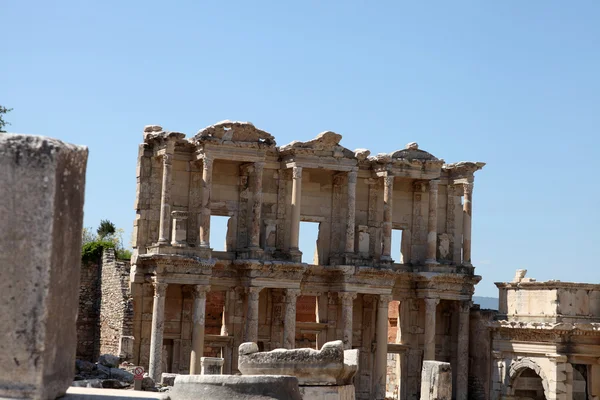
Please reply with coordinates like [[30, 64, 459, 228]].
[[420, 361, 452, 400], [0, 134, 88, 400]]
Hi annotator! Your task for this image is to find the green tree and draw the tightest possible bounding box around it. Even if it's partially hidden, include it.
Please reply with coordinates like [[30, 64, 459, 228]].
[[0, 105, 13, 132], [97, 219, 116, 239]]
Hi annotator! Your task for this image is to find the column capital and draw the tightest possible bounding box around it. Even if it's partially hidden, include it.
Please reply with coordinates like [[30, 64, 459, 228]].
[[153, 281, 168, 298], [191, 285, 211, 299], [347, 170, 358, 184], [254, 161, 265, 171], [284, 288, 301, 301], [339, 291, 358, 302], [383, 175, 394, 187], [202, 156, 214, 170], [378, 294, 393, 307], [428, 180, 440, 192], [292, 165, 303, 180], [246, 286, 262, 300], [463, 182, 474, 196], [424, 297, 440, 309], [458, 300, 472, 313], [163, 153, 173, 165]]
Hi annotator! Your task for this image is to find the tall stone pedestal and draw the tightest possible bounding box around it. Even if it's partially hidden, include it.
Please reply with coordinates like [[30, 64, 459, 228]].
[[420, 361, 452, 400], [0, 135, 88, 399]]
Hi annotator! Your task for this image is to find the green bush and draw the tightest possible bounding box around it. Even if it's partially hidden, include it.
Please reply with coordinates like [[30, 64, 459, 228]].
[[81, 240, 116, 264], [116, 248, 132, 260]]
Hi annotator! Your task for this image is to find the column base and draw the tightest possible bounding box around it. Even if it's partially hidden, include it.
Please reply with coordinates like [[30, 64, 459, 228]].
[[171, 241, 188, 248], [237, 247, 264, 260], [425, 259, 439, 266], [289, 249, 303, 263], [156, 239, 170, 246], [461, 261, 473, 267]]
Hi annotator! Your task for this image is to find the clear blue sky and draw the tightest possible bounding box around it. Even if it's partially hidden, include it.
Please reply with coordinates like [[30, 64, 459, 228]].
[[3, 1, 599, 297]]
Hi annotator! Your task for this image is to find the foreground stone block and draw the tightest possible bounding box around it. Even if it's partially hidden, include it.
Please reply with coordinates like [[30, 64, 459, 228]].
[[0, 134, 88, 399], [420, 361, 452, 400], [200, 357, 224, 375], [238, 340, 358, 386], [171, 375, 302, 400], [299, 385, 355, 400], [64, 386, 169, 399]]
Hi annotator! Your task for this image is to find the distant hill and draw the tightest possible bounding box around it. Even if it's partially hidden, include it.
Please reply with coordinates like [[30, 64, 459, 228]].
[[473, 296, 498, 310]]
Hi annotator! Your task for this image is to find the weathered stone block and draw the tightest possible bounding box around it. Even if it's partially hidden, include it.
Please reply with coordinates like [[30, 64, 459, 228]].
[[0, 134, 87, 399], [420, 361, 452, 400]]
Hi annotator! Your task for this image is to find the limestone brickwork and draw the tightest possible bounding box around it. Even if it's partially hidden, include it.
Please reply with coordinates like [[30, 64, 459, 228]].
[[77, 260, 102, 361], [129, 121, 485, 399]]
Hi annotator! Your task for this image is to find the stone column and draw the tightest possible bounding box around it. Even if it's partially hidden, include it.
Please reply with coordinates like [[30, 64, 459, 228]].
[[290, 166, 303, 252], [374, 294, 392, 400], [462, 183, 473, 266], [244, 287, 262, 343], [381, 175, 394, 260], [345, 169, 358, 253], [189, 285, 210, 375], [456, 301, 471, 400], [249, 162, 265, 249], [171, 211, 188, 247], [425, 180, 439, 264], [199, 156, 214, 248], [283, 289, 301, 349], [339, 292, 357, 349], [148, 281, 168, 382], [158, 154, 173, 244], [423, 298, 439, 361]]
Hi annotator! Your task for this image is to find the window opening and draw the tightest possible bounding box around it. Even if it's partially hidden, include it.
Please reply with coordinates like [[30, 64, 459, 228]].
[[299, 221, 320, 264]]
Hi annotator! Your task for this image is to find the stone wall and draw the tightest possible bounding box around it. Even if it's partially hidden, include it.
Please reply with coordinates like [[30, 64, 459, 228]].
[[77, 248, 132, 361], [99, 249, 133, 356], [77, 260, 101, 361], [468, 306, 496, 400]]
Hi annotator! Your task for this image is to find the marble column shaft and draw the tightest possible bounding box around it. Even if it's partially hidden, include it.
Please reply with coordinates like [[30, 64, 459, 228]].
[[426, 180, 439, 264], [456, 301, 471, 400], [189, 285, 210, 375], [199, 156, 213, 248], [148, 281, 168, 382], [249, 162, 264, 248], [462, 183, 473, 266], [244, 287, 262, 343], [158, 154, 173, 244], [374, 294, 392, 400], [423, 298, 439, 360], [290, 166, 302, 250], [283, 289, 301, 349], [381, 175, 394, 259], [339, 292, 357, 350], [345, 170, 358, 253]]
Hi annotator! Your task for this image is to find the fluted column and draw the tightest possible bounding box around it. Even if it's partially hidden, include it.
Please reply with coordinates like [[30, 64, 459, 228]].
[[244, 287, 262, 343], [456, 300, 471, 400], [199, 156, 213, 248], [157, 154, 173, 244], [283, 289, 301, 349], [189, 285, 210, 374], [249, 162, 264, 249], [345, 169, 358, 253], [374, 294, 392, 400], [381, 175, 394, 260], [148, 281, 168, 382], [290, 166, 302, 251], [424, 298, 439, 360], [462, 183, 473, 266], [425, 180, 439, 264], [339, 292, 357, 349]]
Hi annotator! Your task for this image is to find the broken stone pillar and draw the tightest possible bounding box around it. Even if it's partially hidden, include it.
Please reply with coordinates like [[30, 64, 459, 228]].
[[374, 294, 392, 400], [381, 175, 394, 260], [158, 153, 173, 244], [190, 285, 210, 374], [201, 357, 224, 375], [462, 183, 473, 266], [171, 210, 189, 247], [199, 156, 213, 248], [420, 361, 452, 400], [244, 287, 262, 343], [345, 169, 358, 253], [456, 301, 471, 400], [339, 292, 357, 350], [425, 180, 439, 265], [424, 298, 439, 360], [0, 134, 88, 400], [290, 166, 302, 257], [283, 289, 301, 349], [149, 281, 168, 382]]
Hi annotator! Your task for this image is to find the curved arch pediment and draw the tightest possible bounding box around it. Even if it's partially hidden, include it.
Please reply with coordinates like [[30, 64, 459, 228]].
[[194, 120, 276, 147]]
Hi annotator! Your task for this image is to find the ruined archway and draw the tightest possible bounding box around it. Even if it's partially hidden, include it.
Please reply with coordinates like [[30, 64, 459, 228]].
[[507, 358, 549, 400]]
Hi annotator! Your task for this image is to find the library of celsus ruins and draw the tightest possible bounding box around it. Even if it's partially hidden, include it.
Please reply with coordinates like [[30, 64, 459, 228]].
[[129, 121, 484, 400]]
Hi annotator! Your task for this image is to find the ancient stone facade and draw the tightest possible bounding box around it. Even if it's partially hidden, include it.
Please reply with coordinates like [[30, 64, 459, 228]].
[[469, 271, 600, 400], [130, 121, 484, 400], [77, 249, 133, 361]]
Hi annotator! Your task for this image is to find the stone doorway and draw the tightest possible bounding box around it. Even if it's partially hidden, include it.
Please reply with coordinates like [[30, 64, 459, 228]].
[[512, 367, 546, 400]]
